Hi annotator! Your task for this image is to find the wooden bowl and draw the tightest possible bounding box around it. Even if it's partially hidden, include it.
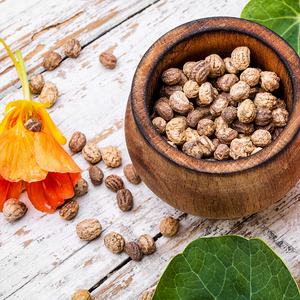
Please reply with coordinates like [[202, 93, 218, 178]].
[[125, 17, 300, 219]]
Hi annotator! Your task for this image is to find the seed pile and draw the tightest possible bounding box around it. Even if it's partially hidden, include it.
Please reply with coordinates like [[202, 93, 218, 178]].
[[151, 46, 289, 161]]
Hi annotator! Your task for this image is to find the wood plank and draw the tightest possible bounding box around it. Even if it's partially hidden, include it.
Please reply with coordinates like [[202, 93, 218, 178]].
[[0, 0, 158, 99], [91, 185, 300, 299], [0, 0, 184, 293], [1, 0, 297, 299], [0, 163, 182, 299]]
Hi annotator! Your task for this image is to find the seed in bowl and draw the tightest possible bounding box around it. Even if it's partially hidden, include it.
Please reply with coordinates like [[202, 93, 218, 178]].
[[151, 46, 289, 161]]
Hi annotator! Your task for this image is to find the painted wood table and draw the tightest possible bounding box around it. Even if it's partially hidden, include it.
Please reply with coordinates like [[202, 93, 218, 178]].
[[0, 0, 299, 299]]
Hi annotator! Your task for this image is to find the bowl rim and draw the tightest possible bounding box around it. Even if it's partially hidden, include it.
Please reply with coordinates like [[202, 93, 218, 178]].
[[130, 16, 300, 174]]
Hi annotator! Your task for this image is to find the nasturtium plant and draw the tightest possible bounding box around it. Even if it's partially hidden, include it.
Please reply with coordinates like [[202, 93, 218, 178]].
[[241, 0, 300, 55], [152, 235, 300, 299]]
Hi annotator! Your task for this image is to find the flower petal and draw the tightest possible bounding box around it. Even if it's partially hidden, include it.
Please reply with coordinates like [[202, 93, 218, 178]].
[[69, 173, 82, 186], [25, 181, 55, 213], [0, 106, 19, 135], [0, 175, 11, 211], [47, 172, 76, 201], [34, 132, 82, 174], [5, 100, 23, 113], [7, 181, 23, 200], [0, 122, 47, 182], [36, 107, 67, 145], [25, 172, 79, 212], [42, 175, 64, 208], [0, 176, 23, 211]]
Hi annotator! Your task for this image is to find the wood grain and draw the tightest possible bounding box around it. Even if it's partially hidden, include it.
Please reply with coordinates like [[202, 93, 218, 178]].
[[91, 184, 300, 299], [1, 0, 299, 299], [0, 0, 158, 99]]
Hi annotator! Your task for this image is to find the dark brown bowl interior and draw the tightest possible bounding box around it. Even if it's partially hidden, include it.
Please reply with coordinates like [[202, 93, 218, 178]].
[[131, 17, 299, 174]]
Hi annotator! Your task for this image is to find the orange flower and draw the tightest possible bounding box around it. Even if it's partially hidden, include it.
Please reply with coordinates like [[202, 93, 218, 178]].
[[0, 39, 82, 213]]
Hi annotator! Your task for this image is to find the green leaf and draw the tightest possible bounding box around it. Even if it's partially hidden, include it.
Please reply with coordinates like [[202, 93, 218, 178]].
[[241, 0, 300, 55], [152, 235, 300, 300]]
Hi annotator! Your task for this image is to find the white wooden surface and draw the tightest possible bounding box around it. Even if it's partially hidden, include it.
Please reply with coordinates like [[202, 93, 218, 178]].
[[0, 0, 299, 299]]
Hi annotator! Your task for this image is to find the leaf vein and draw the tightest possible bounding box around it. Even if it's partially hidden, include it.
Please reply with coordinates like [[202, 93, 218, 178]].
[[275, 0, 300, 15], [281, 278, 293, 299], [183, 255, 216, 299], [281, 19, 300, 37], [259, 3, 272, 18]]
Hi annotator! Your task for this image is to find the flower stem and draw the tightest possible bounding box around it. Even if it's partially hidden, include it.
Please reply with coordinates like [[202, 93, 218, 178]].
[[0, 39, 31, 101], [0, 39, 24, 88], [16, 50, 31, 101]]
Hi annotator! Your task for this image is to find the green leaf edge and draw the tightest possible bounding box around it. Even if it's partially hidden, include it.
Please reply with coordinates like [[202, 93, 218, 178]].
[[240, 0, 300, 19], [240, 0, 255, 18], [240, 0, 300, 56], [152, 235, 300, 299]]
